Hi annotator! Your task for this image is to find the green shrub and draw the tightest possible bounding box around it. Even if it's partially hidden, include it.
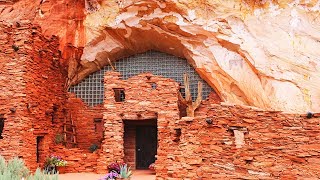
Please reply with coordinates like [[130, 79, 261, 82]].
[[89, 144, 99, 153], [0, 155, 58, 180], [55, 134, 64, 144], [27, 168, 58, 180], [0, 157, 29, 180], [0, 156, 5, 174]]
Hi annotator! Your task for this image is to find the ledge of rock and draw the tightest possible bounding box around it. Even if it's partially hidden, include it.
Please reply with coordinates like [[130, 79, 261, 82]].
[[0, 0, 319, 113]]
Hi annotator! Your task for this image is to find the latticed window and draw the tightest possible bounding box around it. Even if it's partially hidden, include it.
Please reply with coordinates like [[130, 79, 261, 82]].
[[69, 51, 214, 106]]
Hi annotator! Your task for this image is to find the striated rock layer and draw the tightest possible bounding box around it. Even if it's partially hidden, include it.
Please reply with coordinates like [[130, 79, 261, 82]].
[[0, 0, 319, 113]]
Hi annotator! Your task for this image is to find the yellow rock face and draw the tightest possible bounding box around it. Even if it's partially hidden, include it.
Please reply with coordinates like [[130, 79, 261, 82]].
[[0, 0, 319, 113]]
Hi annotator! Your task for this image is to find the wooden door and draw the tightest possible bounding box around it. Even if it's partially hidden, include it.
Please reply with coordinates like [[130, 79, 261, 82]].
[[136, 126, 157, 169]]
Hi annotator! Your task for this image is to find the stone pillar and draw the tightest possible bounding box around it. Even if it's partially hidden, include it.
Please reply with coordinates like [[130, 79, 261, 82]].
[[97, 71, 124, 173]]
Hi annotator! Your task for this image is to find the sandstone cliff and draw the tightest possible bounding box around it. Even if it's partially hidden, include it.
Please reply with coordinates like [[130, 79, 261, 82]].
[[0, 0, 319, 113]]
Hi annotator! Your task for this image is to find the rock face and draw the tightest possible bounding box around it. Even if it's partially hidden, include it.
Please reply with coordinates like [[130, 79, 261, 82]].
[[0, 0, 319, 113]]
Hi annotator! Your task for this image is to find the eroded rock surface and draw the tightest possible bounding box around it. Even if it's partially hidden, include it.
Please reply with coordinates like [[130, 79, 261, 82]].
[[0, 0, 319, 113]]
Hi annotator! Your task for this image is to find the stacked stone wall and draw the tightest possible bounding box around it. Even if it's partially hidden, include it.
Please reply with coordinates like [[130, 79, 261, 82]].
[[0, 22, 29, 161], [24, 24, 67, 170], [66, 94, 104, 151], [157, 103, 320, 179], [50, 145, 99, 173], [98, 71, 181, 173], [0, 22, 68, 170]]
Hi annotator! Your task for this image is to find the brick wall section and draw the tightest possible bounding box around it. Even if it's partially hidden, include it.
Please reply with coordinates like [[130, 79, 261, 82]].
[[157, 103, 320, 179]]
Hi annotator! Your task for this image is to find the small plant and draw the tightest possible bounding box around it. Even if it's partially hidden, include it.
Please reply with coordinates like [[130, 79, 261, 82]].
[[54, 134, 64, 144], [45, 155, 67, 167], [44, 154, 67, 174], [27, 168, 58, 180], [307, 112, 313, 119], [107, 162, 125, 174], [11, 44, 19, 52], [149, 163, 155, 171], [0, 156, 29, 179], [119, 164, 132, 179], [0, 155, 57, 180], [103, 162, 132, 179], [100, 171, 118, 180], [89, 144, 99, 153]]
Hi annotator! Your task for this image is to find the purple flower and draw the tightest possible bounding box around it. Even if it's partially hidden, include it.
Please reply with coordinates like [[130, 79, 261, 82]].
[[100, 171, 118, 180]]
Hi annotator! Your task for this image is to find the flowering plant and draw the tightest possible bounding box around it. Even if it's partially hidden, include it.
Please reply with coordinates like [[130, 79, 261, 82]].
[[44, 154, 67, 167], [100, 171, 119, 180], [107, 161, 126, 174], [102, 162, 132, 179], [149, 163, 155, 171]]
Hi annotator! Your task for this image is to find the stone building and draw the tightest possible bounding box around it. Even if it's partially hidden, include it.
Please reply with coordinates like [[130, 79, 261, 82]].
[[0, 0, 320, 179]]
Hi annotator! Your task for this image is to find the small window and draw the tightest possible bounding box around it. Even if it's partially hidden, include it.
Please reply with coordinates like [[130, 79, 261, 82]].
[[151, 83, 157, 89], [94, 118, 102, 132], [113, 88, 125, 102], [0, 116, 4, 139]]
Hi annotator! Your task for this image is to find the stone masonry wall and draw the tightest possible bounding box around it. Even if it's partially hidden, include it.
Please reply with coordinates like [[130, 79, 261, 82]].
[[0, 22, 29, 161], [50, 145, 99, 173], [0, 22, 68, 170], [66, 94, 104, 151], [159, 103, 320, 179], [24, 25, 67, 170], [98, 71, 181, 173]]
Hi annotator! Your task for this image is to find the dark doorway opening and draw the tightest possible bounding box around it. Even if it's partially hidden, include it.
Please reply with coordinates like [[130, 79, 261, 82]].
[[124, 120, 157, 169], [36, 136, 44, 163], [94, 118, 104, 143], [0, 116, 4, 139], [136, 125, 157, 169]]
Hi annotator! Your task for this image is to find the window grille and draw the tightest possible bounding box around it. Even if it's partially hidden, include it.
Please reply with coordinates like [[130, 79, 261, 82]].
[[69, 51, 214, 106]]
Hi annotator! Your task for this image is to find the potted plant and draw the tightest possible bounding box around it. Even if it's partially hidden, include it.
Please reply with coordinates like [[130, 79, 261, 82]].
[[44, 155, 67, 174]]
